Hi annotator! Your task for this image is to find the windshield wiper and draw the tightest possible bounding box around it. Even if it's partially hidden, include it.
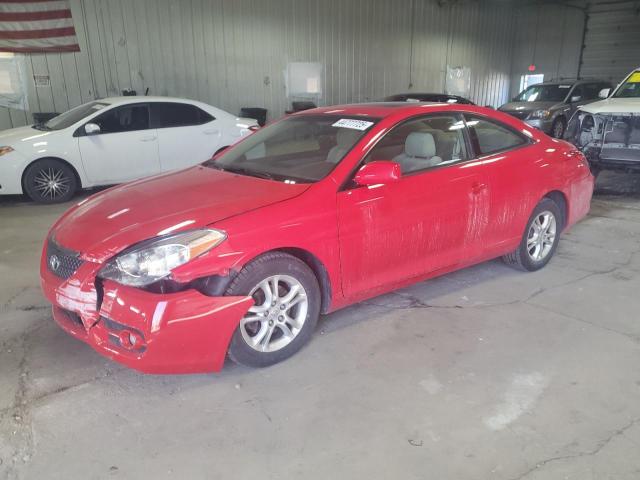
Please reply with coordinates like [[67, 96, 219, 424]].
[[32, 124, 52, 131], [221, 166, 275, 180]]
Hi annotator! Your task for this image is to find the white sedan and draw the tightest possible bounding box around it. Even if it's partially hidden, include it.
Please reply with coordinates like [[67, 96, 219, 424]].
[[0, 97, 258, 203]]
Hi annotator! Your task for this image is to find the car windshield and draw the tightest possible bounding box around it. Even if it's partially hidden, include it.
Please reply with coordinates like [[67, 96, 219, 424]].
[[613, 71, 640, 98], [205, 114, 379, 183], [514, 84, 571, 102], [39, 101, 110, 130]]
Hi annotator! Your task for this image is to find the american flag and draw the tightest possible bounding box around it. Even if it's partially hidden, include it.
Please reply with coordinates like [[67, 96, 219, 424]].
[[0, 0, 80, 53]]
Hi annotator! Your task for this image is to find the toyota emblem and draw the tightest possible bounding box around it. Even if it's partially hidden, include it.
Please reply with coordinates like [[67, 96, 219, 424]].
[[49, 254, 61, 272]]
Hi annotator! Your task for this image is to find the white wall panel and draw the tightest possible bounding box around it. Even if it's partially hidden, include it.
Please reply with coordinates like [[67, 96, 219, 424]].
[[580, 1, 640, 84], [509, 2, 586, 97], [0, 0, 518, 131]]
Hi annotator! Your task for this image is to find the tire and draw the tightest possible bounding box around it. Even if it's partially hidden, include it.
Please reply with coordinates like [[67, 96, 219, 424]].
[[503, 198, 562, 272], [226, 252, 321, 368], [23, 158, 78, 204], [550, 117, 566, 139]]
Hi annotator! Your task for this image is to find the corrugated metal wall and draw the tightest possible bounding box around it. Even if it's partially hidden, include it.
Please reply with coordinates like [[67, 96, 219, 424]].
[[580, 1, 640, 83], [509, 2, 585, 96], [0, 0, 516, 131]]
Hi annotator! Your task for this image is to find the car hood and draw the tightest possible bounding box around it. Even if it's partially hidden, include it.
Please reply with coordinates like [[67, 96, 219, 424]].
[[579, 97, 640, 114], [0, 125, 52, 146], [499, 101, 559, 113], [51, 166, 310, 262]]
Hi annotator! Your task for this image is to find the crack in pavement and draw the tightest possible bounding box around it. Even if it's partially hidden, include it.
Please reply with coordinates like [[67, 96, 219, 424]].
[[507, 417, 640, 480], [1, 332, 35, 480], [0, 368, 125, 419], [524, 301, 640, 344], [361, 264, 624, 312]]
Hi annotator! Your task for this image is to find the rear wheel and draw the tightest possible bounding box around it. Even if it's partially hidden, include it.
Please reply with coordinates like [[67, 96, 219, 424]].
[[226, 252, 321, 368], [23, 159, 78, 204], [503, 198, 561, 271]]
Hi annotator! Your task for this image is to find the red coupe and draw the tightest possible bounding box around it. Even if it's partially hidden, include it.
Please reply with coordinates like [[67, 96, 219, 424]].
[[41, 103, 594, 373]]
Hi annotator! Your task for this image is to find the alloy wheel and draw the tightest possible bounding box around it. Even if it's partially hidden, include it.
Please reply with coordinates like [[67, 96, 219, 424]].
[[526, 211, 556, 262], [553, 121, 564, 138], [33, 167, 72, 200], [240, 274, 308, 353]]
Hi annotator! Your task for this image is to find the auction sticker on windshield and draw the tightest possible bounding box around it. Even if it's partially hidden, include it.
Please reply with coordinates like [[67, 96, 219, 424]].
[[332, 119, 374, 130]]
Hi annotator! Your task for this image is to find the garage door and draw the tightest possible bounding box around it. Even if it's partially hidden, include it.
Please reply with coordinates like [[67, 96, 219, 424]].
[[580, 1, 640, 84]]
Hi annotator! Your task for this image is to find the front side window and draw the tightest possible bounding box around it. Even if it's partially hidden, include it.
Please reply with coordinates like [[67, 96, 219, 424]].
[[613, 70, 640, 98], [515, 84, 571, 103], [365, 114, 468, 174], [582, 83, 604, 100], [151, 102, 214, 128], [206, 115, 378, 183], [92, 104, 150, 134], [570, 85, 584, 102], [43, 101, 109, 131], [465, 114, 528, 155]]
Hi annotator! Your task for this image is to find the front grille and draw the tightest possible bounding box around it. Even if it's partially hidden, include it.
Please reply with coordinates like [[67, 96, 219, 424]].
[[504, 110, 530, 120], [46, 238, 84, 279]]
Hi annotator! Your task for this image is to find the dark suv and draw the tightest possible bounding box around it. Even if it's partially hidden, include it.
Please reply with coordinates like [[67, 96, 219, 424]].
[[499, 79, 611, 138]]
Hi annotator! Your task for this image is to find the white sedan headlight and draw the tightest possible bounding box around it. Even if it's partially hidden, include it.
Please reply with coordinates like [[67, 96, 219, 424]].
[[99, 229, 226, 287]]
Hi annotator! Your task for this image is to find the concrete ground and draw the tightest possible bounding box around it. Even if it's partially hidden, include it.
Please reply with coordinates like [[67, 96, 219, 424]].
[[1, 172, 640, 480]]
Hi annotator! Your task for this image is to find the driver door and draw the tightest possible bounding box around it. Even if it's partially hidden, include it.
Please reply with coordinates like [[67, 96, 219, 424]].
[[336, 114, 490, 299], [78, 103, 160, 184]]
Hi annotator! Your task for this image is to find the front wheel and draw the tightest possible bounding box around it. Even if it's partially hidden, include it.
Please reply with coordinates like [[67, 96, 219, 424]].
[[551, 117, 566, 139], [23, 158, 78, 204], [226, 252, 321, 368], [503, 198, 562, 271]]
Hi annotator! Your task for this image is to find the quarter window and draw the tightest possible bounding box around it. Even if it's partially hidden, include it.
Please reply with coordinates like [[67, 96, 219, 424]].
[[151, 102, 214, 128], [464, 114, 528, 156], [92, 104, 150, 134], [365, 114, 468, 174]]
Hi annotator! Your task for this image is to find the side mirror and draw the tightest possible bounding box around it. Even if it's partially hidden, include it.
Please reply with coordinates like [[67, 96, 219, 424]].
[[354, 161, 401, 186], [598, 88, 611, 99], [84, 123, 101, 135], [570, 95, 582, 103]]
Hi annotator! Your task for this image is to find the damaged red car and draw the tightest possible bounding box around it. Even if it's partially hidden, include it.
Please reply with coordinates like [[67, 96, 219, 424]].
[[41, 103, 594, 374]]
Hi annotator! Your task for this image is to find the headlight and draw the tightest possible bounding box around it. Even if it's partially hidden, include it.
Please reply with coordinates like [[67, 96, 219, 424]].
[[529, 109, 551, 119], [99, 229, 226, 287], [0, 146, 14, 156]]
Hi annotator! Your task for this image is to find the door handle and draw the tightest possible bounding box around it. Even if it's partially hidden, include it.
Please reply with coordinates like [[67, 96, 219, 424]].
[[203, 129, 219, 135], [140, 135, 157, 142], [471, 183, 487, 195]]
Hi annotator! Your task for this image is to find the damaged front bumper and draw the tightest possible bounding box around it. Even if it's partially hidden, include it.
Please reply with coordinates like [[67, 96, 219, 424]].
[[566, 111, 640, 172], [40, 252, 253, 374]]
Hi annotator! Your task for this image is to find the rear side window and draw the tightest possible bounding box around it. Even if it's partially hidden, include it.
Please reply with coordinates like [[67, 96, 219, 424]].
[[464, 114, 528, 156], [151, 102, 214, 128], [92, 104, 150, 134]]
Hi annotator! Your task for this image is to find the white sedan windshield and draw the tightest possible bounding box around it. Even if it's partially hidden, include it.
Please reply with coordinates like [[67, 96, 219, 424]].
[[43, 101, 109, 130]]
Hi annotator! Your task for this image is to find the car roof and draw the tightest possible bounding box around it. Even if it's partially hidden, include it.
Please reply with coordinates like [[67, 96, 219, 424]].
[[387, 92, 464, 98], [535, 79, 606, 87], [97, 96, 212, 107], [90, 96, 231, 117], [295, 102, 476, 119]]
